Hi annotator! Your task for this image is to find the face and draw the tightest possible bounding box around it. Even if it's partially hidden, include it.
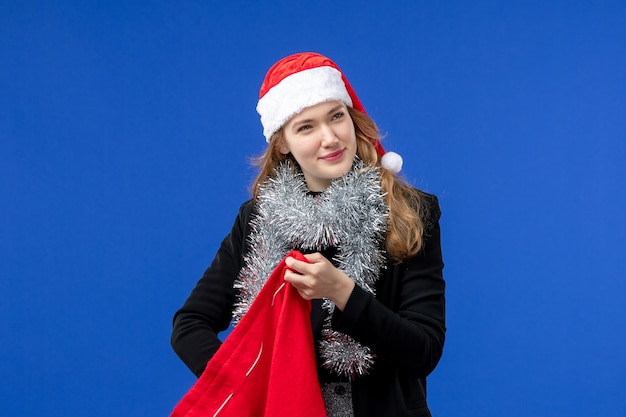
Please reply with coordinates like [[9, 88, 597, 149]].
[[281, 100, 357, 191]]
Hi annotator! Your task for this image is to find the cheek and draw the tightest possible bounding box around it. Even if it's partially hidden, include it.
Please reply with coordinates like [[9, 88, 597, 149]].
[[289, 138, 318, 157], [339, 123, 356, 143]]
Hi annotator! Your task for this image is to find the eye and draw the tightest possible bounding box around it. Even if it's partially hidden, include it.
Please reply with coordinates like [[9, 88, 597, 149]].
[[331, 111, 344, 121], [297, 124, 312, 132]]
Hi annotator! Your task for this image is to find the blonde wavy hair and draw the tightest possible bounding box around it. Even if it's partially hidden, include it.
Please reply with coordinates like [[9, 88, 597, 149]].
[[251, 107, 428, 262]]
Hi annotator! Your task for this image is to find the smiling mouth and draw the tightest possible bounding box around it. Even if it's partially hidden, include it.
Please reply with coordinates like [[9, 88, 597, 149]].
[[320, 149, 344, 161]]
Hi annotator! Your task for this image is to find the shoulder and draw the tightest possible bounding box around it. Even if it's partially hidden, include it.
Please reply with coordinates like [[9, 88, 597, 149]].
[[238, 199, 255, 216], [418, 190, 441, 220], [405, 188, 441, 231], [222, 199, 256, 238]]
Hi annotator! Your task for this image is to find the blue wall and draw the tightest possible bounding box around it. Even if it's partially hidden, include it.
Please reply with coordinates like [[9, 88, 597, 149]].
[[1, 1, 625, 415]]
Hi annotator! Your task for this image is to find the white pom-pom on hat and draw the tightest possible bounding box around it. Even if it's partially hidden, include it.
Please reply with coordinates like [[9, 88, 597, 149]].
[[381, 151, 403, 173]]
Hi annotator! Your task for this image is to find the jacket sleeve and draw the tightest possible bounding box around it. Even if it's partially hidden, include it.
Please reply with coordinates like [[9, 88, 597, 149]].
[[331, 195, 446, 378], [170, 201, 253, 377]]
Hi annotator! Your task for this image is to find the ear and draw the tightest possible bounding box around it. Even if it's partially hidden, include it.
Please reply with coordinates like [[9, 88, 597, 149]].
[[279, 145, 290, 155]]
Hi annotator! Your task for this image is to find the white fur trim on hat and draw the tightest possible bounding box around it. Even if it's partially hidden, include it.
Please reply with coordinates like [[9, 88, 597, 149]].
[[256, 66, 353, 142]]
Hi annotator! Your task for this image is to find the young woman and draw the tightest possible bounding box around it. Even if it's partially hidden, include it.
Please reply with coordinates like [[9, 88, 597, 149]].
[[171, 52, 446, 417]]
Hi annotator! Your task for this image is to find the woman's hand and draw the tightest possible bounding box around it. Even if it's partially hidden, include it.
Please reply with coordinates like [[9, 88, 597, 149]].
[[284, 253, 355, 311]]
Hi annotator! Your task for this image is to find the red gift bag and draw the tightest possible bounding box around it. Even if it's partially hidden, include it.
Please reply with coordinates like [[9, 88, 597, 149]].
[[171, 250, 327, 417]]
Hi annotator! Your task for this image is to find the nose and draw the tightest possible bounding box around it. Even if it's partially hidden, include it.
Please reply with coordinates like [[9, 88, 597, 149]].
[[320, 124, 338, 147]]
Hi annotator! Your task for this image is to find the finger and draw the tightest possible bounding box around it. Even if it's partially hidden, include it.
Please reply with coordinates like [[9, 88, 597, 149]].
[[284, 270, 313, 291], [285, 256, 312, 274], [289, 280, 314, 299], [303, 252, 326, 263], [283, 269, 300, 284], [284, 269, 311, 288], [297, 289, 314, 300]]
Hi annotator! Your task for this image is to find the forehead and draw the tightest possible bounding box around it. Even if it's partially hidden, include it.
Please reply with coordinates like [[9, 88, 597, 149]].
[[286, 100, 346, 124]]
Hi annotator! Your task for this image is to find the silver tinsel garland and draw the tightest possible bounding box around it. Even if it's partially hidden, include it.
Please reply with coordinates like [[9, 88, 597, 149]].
[[233, 159, 389, 377]]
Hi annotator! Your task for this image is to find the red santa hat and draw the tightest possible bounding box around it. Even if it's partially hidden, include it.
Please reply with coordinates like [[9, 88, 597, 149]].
[[256, 52, 403, 173]]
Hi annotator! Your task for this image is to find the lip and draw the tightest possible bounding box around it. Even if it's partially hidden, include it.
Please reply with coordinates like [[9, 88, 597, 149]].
[[320, 149, 344, 161]]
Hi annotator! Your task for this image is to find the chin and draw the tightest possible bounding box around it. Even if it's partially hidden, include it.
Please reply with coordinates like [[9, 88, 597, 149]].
[[332, 164, 353, 179]]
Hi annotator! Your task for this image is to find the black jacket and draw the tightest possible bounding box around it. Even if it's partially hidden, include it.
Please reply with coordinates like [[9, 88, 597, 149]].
[[171, 194, 446, 417]]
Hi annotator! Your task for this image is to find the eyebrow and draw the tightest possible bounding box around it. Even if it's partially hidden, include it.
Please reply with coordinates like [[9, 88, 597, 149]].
[[290, 104, 345, 129]]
